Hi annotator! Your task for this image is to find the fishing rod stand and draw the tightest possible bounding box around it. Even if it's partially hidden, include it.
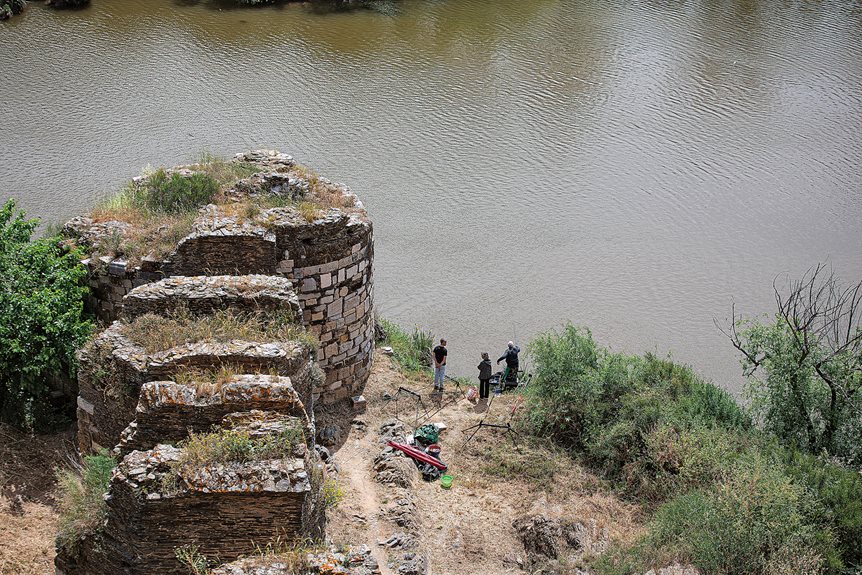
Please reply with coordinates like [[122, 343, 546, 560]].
[[462, 420, 520, 446], [391, 386, 429, 428]]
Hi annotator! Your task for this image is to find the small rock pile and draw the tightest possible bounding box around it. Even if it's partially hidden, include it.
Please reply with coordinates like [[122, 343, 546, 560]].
[[513, 513, 609, 573], [370, 420, 430, 574]]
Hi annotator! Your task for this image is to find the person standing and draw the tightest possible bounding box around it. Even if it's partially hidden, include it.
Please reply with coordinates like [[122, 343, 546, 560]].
[[497, 341, 520, 384], [477, 352, 492, 400], [432, 338, 448, 391]]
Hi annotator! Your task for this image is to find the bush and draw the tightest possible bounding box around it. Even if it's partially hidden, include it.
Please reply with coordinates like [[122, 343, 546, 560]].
[[0, 200, 92, 430], [141, 169, 219, 215], [321, 478, 344, 509], [597, 458, 837, 575], [526, 324, 861, 574], [783, 449, 862, 568], [525, 325, 749, 496], [0, 0, 25, 19], [56, 452, 116, 550], [175, 544, 212, 575], [650, 459, 837, 574]]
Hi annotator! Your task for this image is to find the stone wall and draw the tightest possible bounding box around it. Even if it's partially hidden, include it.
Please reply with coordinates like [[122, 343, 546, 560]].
[[57, 415, 323, 575], [116, 377, 313, 455], [76, 324, 314, 453], [121, 275, 301, 320], [274, 212, 375, 405]]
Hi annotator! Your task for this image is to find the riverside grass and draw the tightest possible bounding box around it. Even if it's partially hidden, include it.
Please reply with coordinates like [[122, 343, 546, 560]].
[[522, 324, 862, 575], [378, 318, 433, 373]]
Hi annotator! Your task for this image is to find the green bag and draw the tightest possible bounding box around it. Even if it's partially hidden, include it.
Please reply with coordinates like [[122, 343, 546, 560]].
[[414, 424, 440, 445]]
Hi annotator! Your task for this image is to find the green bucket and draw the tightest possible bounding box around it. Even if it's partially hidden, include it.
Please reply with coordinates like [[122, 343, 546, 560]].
[[440, 475, 453, 489]]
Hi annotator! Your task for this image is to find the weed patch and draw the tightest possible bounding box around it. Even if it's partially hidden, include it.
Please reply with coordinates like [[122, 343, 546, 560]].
[[56, 452, 116, 550], [177, 426, 304, 468]]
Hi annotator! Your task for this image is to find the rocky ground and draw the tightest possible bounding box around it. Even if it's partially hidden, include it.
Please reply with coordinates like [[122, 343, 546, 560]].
[[323, 356, 646, 575]]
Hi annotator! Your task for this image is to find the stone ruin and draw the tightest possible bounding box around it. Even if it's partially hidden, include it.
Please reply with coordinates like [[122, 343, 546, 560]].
[[66, 150, 375, 409], [57, 152, 373, 574]]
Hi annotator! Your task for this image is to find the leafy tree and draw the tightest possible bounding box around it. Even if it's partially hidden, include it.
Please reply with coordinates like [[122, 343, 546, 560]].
[[0, 199, 92, 429], [723, 265, 862, 465]]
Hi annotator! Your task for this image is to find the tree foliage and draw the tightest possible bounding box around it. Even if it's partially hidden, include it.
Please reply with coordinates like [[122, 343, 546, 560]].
[[0, 199, 92, 429], [723, 265, 862, 465]]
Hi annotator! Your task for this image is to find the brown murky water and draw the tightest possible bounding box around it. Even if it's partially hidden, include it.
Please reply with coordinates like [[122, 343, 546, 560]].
[[2, 0, 861, 390]]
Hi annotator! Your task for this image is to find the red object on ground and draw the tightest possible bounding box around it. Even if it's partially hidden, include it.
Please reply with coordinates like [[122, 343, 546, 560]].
[[387, 441, 448, 470]]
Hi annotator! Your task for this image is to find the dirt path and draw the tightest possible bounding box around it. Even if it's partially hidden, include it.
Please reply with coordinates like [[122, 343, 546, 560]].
[[326, 356, 645, 575], [333, 424, 396, 575]]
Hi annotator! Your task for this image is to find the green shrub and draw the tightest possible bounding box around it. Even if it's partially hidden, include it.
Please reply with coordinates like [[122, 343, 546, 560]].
[[175, 544, 212, 575], [378, 318, 433, 373], [596, 458, 836, 575], [56, 452, 116, 550], [652, 459, 836, 574], [321, 478, 344, 509], [783, 449, 862, 568], [0, 0, 25, 19], [0, 200, 92, 430], [142, 169, 219, 214], [524, 325, 615, 448], [525, 325, 749, 497]]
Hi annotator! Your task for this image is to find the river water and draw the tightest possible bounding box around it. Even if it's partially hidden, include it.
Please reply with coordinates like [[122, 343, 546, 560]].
[[2, 0, 861, 391]]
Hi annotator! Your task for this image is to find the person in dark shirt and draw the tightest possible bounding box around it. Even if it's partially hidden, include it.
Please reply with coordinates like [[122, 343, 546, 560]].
[[497, 341, 520, 383], [477, 352, 492, 399], [432, 339, 448, 391]]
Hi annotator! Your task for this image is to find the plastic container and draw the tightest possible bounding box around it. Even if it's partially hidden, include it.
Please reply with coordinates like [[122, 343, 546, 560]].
[[440, 474, 453, 489], [426, 444, 442, 459]]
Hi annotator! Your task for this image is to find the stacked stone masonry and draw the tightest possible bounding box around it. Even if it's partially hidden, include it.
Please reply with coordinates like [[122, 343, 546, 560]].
[[58, 151, 371, 574], [76, 316, 315, 454], [65, 150, 374, 406], [57, 416, 323, 575], [59, 272, 325, 574]]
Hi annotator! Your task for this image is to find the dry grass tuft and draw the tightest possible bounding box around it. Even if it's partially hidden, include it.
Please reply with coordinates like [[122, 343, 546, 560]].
[[119, 307, 316, 353], [184, 153, 261, 186], [170, 365, 243, 396]]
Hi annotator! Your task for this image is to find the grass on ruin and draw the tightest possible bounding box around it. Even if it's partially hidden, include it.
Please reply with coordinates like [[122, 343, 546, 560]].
[[175, 544, 213, 575], [119, 307, 317, 353], [83, 153, 355, 264], [55, 451, 116, 551], [169, 365, 245, 396], [377, 318, 433, 374], [176, 425, 304, 467]]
